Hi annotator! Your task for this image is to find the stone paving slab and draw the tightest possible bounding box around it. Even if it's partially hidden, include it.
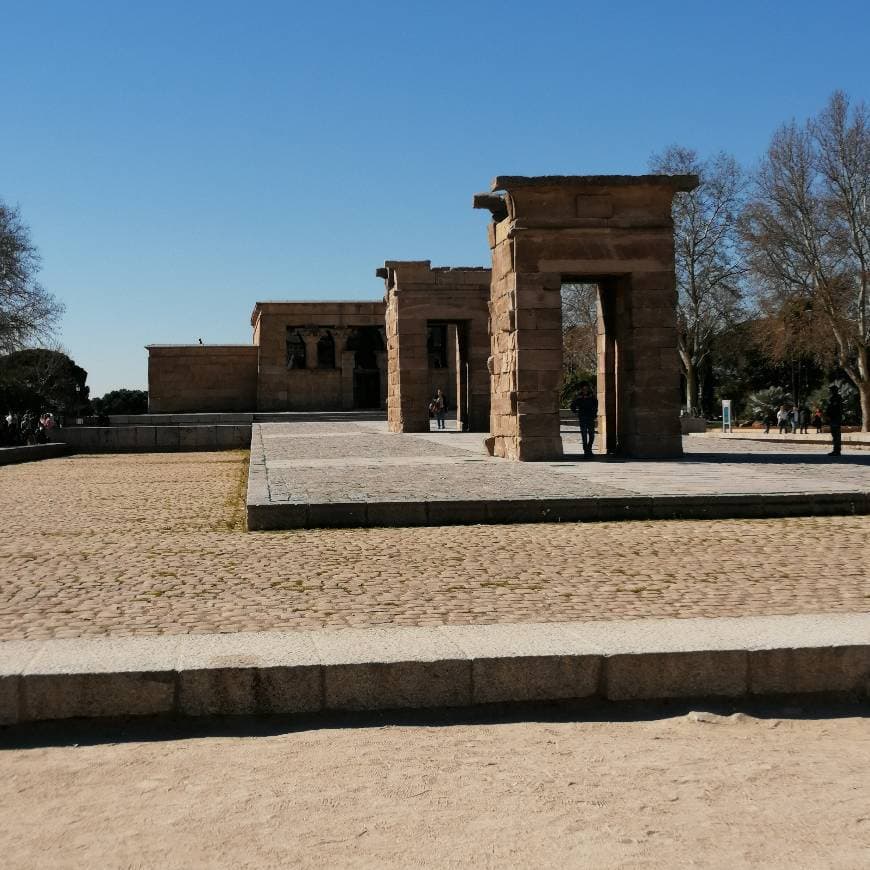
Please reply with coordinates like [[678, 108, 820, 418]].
[[248, 422, 870, 529], [3, 613, 869, 723]]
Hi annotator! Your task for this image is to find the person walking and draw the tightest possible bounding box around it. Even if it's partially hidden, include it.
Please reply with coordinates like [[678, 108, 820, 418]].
[[570, 381, 598, 458], [826, 385, 843, 456], [777, 405, 789, 435], [430, 388, 447, 430]]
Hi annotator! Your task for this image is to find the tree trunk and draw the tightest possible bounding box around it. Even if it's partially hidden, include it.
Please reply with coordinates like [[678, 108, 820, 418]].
[[859, 381, 869, 433]]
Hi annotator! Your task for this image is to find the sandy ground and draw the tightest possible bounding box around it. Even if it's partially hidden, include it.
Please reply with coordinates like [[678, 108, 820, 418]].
[[2, 708, 869, 869]]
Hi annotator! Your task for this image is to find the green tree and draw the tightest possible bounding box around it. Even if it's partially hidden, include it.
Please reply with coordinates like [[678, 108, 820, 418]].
[[92, 389, 148, 415], [0, 349, 89, 416]]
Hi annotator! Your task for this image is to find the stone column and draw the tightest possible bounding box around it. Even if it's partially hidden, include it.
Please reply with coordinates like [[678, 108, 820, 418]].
[[455, 324, 467, 430], [619, 270, 682, 457], [375, 350, 387, 409], [302, 329, 321, 370], [480, 212, 563, 460], [597, 282, 617, 454], [332, 329, 354, 410]]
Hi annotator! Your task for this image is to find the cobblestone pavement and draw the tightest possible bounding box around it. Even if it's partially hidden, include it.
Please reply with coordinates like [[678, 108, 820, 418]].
[[257, 422, 870, 505], [1, 451, 868, 640]]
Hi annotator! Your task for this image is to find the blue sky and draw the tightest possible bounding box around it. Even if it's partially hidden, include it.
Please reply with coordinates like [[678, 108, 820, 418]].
[[3, 0, 868, 395]]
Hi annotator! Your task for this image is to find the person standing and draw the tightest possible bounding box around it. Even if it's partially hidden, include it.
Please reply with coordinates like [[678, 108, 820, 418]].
[[777, 405, 789, 434], [570, 381, 599, 458], [798, 403, 810, 435], [812, 406, 823, 434], [430, 388, 447, 430], [826, 385, 843, 456]]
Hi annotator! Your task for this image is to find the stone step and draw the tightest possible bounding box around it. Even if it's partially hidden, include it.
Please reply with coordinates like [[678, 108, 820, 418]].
[[2, 614, 868, 724]]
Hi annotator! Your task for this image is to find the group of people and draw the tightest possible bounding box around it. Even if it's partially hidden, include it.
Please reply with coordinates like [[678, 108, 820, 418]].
[[770, 404, 822, 436], [0, 411, 56, 447], [767, 385, 844, 454]]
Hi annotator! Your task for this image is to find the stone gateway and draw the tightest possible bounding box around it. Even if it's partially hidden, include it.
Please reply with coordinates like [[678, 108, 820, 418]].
[[474, 174, 697, 460]]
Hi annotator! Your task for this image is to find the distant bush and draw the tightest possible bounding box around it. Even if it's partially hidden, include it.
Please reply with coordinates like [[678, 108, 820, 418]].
[[91, 389, 148, 415], [746, 387, 792, 423]]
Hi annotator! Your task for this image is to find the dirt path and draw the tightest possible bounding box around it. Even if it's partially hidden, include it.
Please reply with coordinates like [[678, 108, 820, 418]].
[[3, 711, 869, 868]]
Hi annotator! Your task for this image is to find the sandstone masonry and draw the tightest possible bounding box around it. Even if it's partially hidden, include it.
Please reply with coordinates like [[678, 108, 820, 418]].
[[474, 175, 697, 460]]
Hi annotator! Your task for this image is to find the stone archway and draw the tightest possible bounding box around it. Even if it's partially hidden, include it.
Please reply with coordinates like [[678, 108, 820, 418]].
[[377, 260, 491, 432], [473, 174, 697, 461]]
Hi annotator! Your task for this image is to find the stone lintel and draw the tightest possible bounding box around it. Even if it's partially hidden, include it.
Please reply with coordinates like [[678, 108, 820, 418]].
[[491, 174, 699, 193]]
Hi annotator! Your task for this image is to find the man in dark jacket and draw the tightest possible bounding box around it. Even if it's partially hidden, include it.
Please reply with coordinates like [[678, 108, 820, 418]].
[[570, 381, 598, 457], [827, 385, 843, 456]]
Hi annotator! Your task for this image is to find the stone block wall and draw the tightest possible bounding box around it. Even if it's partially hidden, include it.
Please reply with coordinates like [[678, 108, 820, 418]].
[[251, 301, 386, 412], [147, 345, 258, 413]]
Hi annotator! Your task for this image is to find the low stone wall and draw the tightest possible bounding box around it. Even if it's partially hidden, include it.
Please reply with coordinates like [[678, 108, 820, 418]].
[[680, 416, 707, 434], [0, 443, 70, 466], [59, 425, 251, 453], [107, 413, 255, 425]]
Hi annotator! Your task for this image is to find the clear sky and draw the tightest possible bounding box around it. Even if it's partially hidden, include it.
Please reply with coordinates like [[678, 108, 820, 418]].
[[3, 0, 868, 395]]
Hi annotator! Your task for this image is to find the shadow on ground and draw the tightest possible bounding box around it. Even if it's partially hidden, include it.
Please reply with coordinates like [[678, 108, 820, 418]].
[[4, 697, 868, 750]]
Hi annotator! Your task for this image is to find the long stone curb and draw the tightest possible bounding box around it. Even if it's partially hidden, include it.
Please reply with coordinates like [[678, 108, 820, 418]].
[[247, 490, 870, 530], [2, 614, 868, 725]]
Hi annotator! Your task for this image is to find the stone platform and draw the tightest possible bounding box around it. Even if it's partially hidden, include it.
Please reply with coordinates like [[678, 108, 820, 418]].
[[247, 422, 870, 530], [0, 443, 69, 466], [3, 613, 868, 724]]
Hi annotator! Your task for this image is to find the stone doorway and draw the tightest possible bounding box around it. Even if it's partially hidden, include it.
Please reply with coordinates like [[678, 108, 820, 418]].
[[474, 174, 697, 461], [353, 369, 381, 408], [379, 261, 491, 433], [347, 327, 386, 410]]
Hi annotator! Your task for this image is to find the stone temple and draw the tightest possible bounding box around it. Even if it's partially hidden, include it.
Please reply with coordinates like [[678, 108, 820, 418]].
[[146, 173, 696, 459]]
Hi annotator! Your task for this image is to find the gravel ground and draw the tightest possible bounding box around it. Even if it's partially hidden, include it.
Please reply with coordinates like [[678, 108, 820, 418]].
[[0, 451, 867, 640]]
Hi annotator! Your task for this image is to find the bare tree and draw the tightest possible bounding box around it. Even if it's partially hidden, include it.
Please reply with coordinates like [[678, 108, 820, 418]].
[[561, 282, 598, 375], [741, 91, 869, 429], [0, 200, 64, 353], [649, 147, 747, 414]]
